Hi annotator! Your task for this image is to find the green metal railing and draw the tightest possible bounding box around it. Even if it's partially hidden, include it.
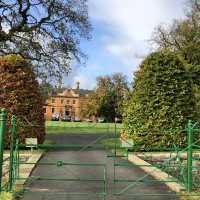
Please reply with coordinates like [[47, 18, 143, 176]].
[[16, 163, 107, 200], [0, 108, 6, 192], [0, 109, 19, 192], [187, 120, 193, 192], [111, 120, 200, 196], [8, 115, 18, 191], [0, 109, 200, 198]]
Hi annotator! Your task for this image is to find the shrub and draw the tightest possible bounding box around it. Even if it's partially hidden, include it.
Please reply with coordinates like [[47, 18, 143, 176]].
[[0, 55, 45, 148], [123, 50, 198, 148], [0, 192, 13, 200]]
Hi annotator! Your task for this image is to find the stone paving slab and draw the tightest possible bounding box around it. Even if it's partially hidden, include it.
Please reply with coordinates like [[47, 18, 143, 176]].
[[16, 151, 44, 186]]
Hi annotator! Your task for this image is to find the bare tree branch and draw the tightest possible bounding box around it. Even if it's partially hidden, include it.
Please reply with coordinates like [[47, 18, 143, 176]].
[[0, 0, 91, 82]]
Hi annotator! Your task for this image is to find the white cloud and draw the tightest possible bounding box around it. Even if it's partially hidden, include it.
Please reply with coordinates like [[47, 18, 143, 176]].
[[2, 23, 10, 33], [89, 0, 186, 41], [105, 39, 145, 66], [72, 74, 96, 90], [63, 0, 187, 89], [87, 0, 186, 78], [63, 64, 100, 90]]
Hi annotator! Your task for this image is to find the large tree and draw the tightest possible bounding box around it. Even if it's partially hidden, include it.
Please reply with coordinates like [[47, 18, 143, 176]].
[[84, 73, 129, 122], [0, 54, 45, 148], [39, 80, 54, 102], [153, 0, 200, 66], [0, 0, 91, 82], [123, 51, 198, 148], [153, 0, 200, 110]]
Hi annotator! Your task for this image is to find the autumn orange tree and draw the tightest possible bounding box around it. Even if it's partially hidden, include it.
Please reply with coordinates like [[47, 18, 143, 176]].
[[0, 55, 45, 147]]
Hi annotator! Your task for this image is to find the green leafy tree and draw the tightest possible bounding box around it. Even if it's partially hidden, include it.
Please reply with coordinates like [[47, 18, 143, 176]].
[[0, 54, 45, 148], [0, 0, 91, 82], [153, 1, 200, 66], [153, 0, 200, 110], [39, 81, 54, 102], [123, 51, 198, 148], [112, 73, 130, 118], [84, 73, 129, 122]]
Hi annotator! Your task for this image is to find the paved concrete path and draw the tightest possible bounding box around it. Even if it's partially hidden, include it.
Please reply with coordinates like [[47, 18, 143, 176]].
[[20, 133, 180, 200]]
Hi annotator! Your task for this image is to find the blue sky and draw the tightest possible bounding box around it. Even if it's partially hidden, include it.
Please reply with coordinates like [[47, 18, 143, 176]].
[[64, 0, 187, 89]]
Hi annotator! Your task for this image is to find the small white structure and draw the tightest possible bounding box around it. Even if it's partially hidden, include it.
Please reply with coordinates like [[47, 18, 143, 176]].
[[25, 138, 38, 148], [121, 138, 134, 148]]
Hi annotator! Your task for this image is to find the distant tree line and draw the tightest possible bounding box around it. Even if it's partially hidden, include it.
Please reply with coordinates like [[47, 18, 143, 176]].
[[82, 73, 129, 122]]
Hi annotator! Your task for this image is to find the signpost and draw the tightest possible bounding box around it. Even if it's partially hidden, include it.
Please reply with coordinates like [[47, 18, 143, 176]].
[[25, 138, 38, 150]]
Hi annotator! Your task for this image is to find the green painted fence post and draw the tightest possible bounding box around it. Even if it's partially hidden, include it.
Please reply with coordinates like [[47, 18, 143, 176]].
[[103, 165, 107, 200], [15, 139, 19, 178], [187, 120, 193, 193], [114, 121, 117, 157], [8, 115, 16, 191], [0, 109, 6, 192]]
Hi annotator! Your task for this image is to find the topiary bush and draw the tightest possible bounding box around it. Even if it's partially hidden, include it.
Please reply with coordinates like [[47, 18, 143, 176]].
[[0, 54, 45, 148], [123, 50, 199, 148]]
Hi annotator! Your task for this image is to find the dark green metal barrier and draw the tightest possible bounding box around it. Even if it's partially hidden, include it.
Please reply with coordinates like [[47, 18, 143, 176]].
[[1, 109, 200, 198], [109, 120, 200, 197], [187, 120, 193, 192], [0, 109, 6, 192], [0, 109, 19, 192]]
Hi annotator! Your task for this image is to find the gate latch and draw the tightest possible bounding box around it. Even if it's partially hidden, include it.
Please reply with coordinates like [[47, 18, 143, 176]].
[[57, 160, 64, 167]]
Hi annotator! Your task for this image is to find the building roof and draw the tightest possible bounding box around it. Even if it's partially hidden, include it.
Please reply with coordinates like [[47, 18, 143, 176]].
[[51, 87, 93, 98], [73, 89, 93, 96]]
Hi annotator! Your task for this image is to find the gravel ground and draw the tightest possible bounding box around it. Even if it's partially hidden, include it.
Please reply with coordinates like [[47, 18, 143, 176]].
[[20, 133, 180, 200]]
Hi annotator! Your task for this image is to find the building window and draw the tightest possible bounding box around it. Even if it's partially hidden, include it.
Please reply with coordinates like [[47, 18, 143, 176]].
[[61, 99, 64, 104], [52, 98, 55, 103], [67, 100, 70, 104], [44, 108, 46, 113], [65, 110, 70, 116], [52, 108, 55, 113], [73, 100, 76, 104]]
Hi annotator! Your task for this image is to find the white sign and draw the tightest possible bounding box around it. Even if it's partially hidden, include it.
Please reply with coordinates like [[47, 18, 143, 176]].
[[25, 138, 38, 147], [121, 139, 134, 148]]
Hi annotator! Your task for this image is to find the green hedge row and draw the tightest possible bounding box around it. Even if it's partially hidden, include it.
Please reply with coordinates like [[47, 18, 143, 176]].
[[123, 51, 199, 148]]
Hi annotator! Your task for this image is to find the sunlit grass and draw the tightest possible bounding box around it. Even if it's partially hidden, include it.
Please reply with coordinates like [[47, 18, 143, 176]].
[[0, 192, 13, 200], [45, 121, 123, 134]]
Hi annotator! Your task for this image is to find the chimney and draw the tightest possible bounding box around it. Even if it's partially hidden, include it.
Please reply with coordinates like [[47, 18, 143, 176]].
[[76, 81, 80, 90], [58, 78, 62, 90]]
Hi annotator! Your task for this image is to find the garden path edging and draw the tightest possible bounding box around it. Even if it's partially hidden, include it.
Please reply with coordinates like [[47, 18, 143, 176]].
[[15, 151, 44, 186], [128, 153, 185, 193]]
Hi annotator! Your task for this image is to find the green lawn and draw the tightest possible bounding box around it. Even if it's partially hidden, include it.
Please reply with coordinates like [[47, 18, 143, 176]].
[[0, 185, 23, 200], [45, 121, 123, 134], [0, 192, 13, 200], [100, 138, 121, 148], [179, 192, 200, 200]]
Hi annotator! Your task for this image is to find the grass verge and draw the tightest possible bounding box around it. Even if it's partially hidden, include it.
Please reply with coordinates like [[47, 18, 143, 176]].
[[0, 185, 23, 200], [45, 121, 122, 134], [0, 192, 13, 200], [99, 138, 128, 156], [100, 138, 121, 148], [178, 192, 200, 200]]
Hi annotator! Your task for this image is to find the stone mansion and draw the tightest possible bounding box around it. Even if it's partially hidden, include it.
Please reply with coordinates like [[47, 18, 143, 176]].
[[44, 82, 92, 120]]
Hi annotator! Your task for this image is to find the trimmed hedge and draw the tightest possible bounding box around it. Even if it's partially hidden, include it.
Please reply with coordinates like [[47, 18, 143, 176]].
[[0, 55, 45, 148], [123, 51, 198, 148]]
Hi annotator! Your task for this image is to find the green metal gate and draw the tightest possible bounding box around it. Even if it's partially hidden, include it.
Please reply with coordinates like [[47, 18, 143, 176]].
[[1, 108, 200, 199], [0, 109, 19, 193]]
